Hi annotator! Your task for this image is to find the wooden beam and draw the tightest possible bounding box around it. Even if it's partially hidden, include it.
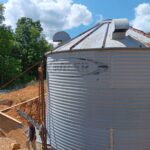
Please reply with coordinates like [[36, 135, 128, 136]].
[[0, 96, 39, 112], [0, 112, 22, 125], [1, 94, 47, 113]]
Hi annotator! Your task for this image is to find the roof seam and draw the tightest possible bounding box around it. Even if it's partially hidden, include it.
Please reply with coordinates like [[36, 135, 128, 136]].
[[102, 23, 110, 48], [69, 23, 106, 51], [45, 20, 150, 56], [130, 27, 150, 38], [50, 23, 100, 53]]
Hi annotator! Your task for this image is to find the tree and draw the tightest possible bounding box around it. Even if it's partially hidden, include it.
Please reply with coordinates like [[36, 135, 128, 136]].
[[0, 55, 21, 85], [15, 17, 52, 75], [0, 4, 22, 86], [0, 25, 14, 56], [0, 8, 52, 87], [0, 3, 5, 24]]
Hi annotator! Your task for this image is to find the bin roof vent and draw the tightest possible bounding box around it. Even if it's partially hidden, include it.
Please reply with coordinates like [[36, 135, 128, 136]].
[[45, 18, 150, 55], [112, 18, 129, 39], [53, 31, 71, 43]]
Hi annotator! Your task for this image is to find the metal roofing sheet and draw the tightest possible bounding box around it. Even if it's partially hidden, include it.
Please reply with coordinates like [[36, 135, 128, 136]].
[[105, 23, 145, 48], [127, 29, 150, 47], [54, 24, 99, 52], [73, 23, 108, 50], [46, 19, 150, 55]]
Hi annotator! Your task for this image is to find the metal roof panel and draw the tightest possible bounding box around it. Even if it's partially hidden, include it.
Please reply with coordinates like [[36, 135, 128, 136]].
[[73, 23, 108, 50], [46, 19, 150, 55]]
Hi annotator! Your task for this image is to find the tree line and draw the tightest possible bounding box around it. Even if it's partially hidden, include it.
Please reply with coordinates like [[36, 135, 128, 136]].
[[0, 4, 53, 88]]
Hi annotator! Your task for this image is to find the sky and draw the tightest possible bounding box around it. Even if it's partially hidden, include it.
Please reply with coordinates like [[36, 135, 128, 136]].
[[0, 0, 150, 42]]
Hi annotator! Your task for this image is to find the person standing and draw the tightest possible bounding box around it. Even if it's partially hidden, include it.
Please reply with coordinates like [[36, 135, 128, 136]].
[[26, 122, 37, 150]]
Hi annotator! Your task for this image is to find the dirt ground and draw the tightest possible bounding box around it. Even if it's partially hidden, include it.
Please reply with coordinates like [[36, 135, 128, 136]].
[[0, 127, 27, 149], [0, 82, 39, 104], [0, 82, 46, 149], [0, 137, 19, 150]]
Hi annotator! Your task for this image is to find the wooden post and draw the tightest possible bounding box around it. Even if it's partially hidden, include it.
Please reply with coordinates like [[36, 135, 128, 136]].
[[38, 66, 42, 124], [38, 61, 47, 150], [109, 128, 114, 150]]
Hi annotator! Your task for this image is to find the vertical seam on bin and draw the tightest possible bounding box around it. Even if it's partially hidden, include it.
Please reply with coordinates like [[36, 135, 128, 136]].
[[102, 23, 110, 48]]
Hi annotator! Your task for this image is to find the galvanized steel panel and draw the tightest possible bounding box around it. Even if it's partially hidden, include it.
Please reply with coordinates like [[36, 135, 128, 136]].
[[111, 51, 150, 88], [54, 26, 98, 52], [48, 19, 149, 54], [73, 24, 108, 49], [127, 29, 150, 47], [46, 50, 150, 150], [105, 23, 145, 48], [115, 129, 150, 150]]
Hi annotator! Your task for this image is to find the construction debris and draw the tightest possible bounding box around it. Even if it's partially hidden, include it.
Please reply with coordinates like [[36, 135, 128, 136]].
[[0, 112, 22, 132], [1, 96, 38, 112], [0, 81, 46, 149]]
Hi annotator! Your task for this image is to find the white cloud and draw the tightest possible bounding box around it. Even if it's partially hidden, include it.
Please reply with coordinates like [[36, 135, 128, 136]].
[[4, 0, 92, 41], [131, 3, 150, 33]]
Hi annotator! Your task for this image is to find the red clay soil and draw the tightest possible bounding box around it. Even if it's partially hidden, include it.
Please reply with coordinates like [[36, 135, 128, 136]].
[[0, 137, 18, 150], [0, 83, 39, 105], [0, 81, 46, 123], [5, 98, 40, 125], [0, 128, 27, 149], [7, 128, 27, 148], [0, 82, 46, 149], [0, 105, 9, 110], [0, 112, 27, 149]]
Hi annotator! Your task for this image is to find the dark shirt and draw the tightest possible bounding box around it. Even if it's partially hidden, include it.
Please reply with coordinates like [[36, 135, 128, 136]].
[[29, 125, 36, 141]]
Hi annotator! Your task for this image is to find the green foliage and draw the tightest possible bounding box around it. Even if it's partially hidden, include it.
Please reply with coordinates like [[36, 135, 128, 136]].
[[0, 4, 20, 86], [0, 25, 14, 56], [15, 17, 52, 72], [0, 24, 22, 86], [0, 55, 21, 84], [0, 3, 5, 24], [0, 7, 53, 88]]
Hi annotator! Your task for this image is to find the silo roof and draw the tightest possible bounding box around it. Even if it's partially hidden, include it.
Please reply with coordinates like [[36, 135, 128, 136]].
[[46, 19, 150, 55]]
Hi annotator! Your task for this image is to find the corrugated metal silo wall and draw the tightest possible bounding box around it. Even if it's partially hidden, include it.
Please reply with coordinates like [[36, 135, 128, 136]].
[[46, 49, 150, 150]]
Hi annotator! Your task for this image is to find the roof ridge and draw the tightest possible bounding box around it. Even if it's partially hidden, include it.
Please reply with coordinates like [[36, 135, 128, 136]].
[[49, 23, 100, 53], [70, 22, 107, 50], [130, 27, 150, 38]]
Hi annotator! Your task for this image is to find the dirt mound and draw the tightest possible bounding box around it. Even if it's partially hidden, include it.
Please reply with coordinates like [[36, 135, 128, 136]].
[[5, 98, 39, 125], [0, 99, 13, 110], [0, 83, 40, 105], [0, 99, 13, 106], [7, 128, 27, 148], [0, 82, 46, 149], [0, 137, 19, 150], [0, 105, 8, 110], [0, 129, 6, 137]]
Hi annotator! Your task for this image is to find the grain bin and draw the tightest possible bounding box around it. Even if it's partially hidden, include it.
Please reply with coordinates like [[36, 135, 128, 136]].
[[45, 18, 150, 150]]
